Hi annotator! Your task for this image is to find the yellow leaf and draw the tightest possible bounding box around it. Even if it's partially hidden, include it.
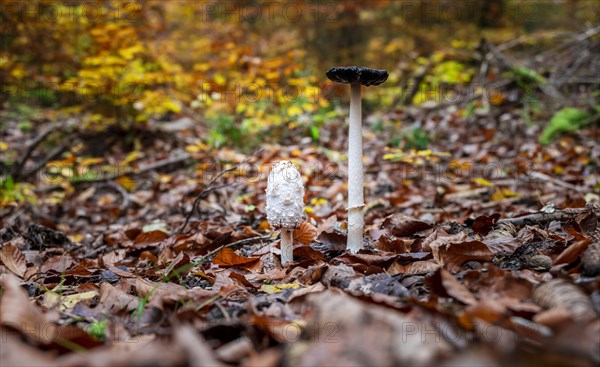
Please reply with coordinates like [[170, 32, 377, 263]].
[[473, 177, 494, 187], [68, 234, 84, 243], [43, 291, 99, 311], [259, 283, 301, 294], [123, 151, 142, 165], [116, 175, 136, 191], [0, 142, 7, 151], [287, 105, 302, 117]]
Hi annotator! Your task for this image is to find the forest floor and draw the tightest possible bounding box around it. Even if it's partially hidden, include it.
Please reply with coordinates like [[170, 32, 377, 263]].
[[1, 96, 599, 366]]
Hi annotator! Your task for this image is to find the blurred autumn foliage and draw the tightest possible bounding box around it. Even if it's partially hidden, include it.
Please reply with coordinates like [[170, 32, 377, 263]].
[[3, 0, 597, 142], [2, 0, 332, 143]]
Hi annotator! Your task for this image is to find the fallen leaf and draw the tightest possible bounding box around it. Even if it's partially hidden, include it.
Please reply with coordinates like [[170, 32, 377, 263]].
[[0, 273, 57, 343], [390, 220, 433, 237], [0, 243, 26, 277], [387, 260, 440, 275], [294, 222, 317, 245], [259, 282, 301, 294], [553, 238, 591, 265], [43, 290, 99, 311], [471, 213, 500, 235], [428, 269, 477, 305], [213, 247, 259, 267]]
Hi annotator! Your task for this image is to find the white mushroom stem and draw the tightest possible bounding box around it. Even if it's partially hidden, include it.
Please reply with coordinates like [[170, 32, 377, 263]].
[[280, 228, 294, 265], [347, 82, 364, 253]]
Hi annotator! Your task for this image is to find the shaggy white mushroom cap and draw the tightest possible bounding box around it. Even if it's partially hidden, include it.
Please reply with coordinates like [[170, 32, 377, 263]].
[[266, 161, 305, 229]]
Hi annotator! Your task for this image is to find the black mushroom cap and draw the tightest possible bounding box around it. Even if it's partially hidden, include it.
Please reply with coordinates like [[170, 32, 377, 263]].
[[326, 66, 388, 86]]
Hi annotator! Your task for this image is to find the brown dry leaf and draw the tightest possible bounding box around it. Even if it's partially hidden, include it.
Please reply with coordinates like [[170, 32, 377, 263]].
[[134, 230, 168, 245], [390, 220, 433, 237], [174, 325, 224, 367], [0, 243, 26, 277], [0, 330, 60, 367], [423, 232, 464, 252], [316, 231, 347, 251], [58, 336, 186, 367], [433, 240, 494, 273], [99, 282, 140, 313], [553, 238, 591, 265], [338, 252, 396, 267], [286, 288, 451, 366], [387, 260, 440, 275], [427, 268, 476, 305], [317, 215, 337, 235], [292, 245, 325, 261], [213, 247, 259, 267], [125, 276, 215, 305], [41, 254, 73, 273], [294, 221, 317, 245], [439, 269, 477, 305], [0, 273, 57, 344], [471, 214, 500, 235], [374, 235, 409, 253]]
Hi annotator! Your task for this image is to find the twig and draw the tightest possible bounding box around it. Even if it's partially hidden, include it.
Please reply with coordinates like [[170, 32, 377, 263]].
[[214, 300, 231, 321], [15, 122, 62, 179], [527, 171, 587, 193], [24, 142, 71, 179], [483, 39, 563, 100], [71, 150, 191, 184], [177, 149, 263, 234], [99, 181, 130, 211]]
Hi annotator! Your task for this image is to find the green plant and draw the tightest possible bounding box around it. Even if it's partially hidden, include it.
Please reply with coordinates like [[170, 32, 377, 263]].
[[403, 127, 429, 150], [539, 107, 595, 145], [0, 176, 37, 205], [87, 320, 107, 341]]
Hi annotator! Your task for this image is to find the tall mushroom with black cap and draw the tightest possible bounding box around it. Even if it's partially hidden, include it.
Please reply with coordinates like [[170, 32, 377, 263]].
[[326, 66, 388, 253]]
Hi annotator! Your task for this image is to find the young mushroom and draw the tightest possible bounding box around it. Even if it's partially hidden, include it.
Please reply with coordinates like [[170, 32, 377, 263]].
[[265, 161, 305, 265], [325, 66, 388, 253]]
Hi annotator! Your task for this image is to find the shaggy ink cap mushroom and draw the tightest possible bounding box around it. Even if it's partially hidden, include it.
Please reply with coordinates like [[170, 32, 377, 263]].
[[325, 65, 388, 253], [326, 66, 388, 86], [266, 161, 305, 265]]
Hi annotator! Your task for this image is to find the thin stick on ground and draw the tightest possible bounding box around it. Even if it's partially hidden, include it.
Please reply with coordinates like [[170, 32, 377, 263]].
[[497, 206, 598, 226], [177, 149, 263, 234]]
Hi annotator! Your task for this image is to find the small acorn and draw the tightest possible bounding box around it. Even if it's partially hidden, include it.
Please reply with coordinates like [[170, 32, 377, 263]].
[[266, 161, 305, 265]]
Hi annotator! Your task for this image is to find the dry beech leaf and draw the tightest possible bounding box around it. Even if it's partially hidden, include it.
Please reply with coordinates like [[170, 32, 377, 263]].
[[432, 240, 494, 273], [134, 230, 168, 245], [43, 290, 99, 311], [0, 273, 57, 344], [99, 283, 140, 313], [213, 247, 259, 267], [427, 268, 477, 305], [387, 260, 440, 275], [553, 238, 591, 265], [471, 213, 500, 235], [294, 222, 317, 245], [391, 220, 433, 237], [0, 243, 27, 277]]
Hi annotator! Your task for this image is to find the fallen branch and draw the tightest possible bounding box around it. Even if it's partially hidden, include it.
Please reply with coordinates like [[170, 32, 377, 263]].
[[15, 122, 66, 180], [99, 181, 130, 212], [497, 206, 596, 226], [69, 150, 191, 185], [177, 149, 263, 234]]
